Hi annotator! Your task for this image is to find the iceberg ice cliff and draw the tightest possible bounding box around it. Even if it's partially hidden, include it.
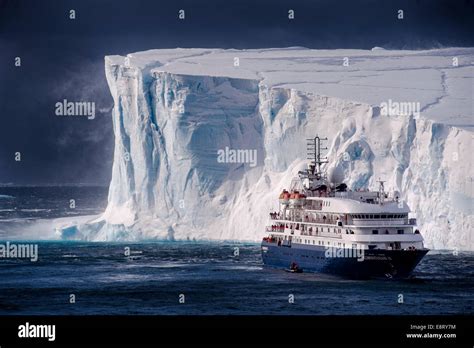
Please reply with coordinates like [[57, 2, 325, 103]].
[[65, 48, 473, 250]]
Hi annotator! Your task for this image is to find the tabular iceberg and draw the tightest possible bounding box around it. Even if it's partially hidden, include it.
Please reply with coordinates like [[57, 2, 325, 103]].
[[63, 48, 474, 250]]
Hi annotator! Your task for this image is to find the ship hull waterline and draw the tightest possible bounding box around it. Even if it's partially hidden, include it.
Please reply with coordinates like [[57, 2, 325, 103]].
[[261, 241, 429, 279]]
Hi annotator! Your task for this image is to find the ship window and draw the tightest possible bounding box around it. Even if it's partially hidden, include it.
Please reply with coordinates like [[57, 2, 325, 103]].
[[397, 229, 404, 234], [372, 230, 379, 234], [381, 214, 386, 219]]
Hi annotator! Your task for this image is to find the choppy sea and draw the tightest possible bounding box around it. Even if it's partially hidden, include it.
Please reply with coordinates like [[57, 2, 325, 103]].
[[0, 186, 472, 315]]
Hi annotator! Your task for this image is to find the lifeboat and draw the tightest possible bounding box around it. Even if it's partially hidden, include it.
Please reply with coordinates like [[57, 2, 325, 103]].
[[289, 190, 306, 206], [279, 189, 290, 205]]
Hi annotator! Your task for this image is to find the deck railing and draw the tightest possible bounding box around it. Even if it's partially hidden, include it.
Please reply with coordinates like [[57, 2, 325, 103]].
[[269, 215, 338, 225]]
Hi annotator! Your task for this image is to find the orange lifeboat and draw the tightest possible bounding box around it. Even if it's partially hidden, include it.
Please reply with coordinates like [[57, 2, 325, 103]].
[[295, 192, 306, 206], [279, 189, 290, 205], [289, 191, 296, 204], [289, 190, 306, 206]]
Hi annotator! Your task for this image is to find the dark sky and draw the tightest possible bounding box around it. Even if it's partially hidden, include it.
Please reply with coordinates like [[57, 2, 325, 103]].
[[0, 0, 473, 185]]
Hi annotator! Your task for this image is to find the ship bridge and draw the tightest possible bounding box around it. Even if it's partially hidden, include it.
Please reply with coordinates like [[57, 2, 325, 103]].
[[304, 196, 410, 215]]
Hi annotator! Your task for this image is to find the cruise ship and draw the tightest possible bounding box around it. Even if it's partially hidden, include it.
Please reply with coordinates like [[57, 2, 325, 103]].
[[261, 136, 429, 279]]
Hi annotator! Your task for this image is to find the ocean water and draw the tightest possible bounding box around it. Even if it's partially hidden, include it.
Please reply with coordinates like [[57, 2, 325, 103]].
[[0, 186, 472, 315], [0, 186, 108, 220]]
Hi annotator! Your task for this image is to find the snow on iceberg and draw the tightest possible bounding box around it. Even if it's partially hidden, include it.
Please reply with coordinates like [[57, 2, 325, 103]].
[[62, 47, 474, 250]]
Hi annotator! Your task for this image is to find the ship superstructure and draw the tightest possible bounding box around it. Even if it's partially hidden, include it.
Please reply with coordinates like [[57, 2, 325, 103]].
[[261, 136, 429, 278]]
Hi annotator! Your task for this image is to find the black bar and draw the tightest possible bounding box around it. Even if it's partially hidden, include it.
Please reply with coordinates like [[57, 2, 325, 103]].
[[0, 315, 471, 346]]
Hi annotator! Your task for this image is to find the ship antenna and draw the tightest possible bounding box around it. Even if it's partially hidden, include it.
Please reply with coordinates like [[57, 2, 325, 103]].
[[307, 135, 328, 179], [377, 179, 386, 205]]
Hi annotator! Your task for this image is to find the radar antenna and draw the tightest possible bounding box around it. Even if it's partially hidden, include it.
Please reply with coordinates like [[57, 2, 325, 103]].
[[307, 135, 328, 179], [297, 135, 329, 191]]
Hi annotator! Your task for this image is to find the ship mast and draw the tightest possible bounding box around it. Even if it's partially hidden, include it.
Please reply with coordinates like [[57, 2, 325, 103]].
[[377, 179, 386, 205], [298, 135, 328, 191], [307, 135, 328, 179]]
